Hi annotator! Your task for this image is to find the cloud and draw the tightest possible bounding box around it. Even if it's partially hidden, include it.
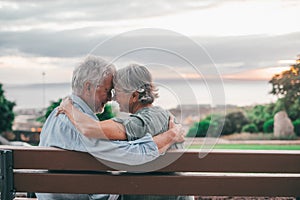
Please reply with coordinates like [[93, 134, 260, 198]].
[[0, 0, 300, 84]]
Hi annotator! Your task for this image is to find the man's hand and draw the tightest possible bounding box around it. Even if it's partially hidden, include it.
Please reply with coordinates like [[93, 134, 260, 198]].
[[153, 115, 185, 154], [168, 115, 185, 144]]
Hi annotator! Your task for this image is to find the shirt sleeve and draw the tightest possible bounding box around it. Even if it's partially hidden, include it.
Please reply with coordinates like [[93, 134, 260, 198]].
[[112, 115, 147, 141], [79, 133, 159, 165]]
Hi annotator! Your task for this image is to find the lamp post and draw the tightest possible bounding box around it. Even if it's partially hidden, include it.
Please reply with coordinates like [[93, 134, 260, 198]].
[[42, 71, 46, 108]]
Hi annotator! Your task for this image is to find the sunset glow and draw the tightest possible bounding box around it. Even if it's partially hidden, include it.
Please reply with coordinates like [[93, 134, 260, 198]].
[[223, 66, 292, 80]]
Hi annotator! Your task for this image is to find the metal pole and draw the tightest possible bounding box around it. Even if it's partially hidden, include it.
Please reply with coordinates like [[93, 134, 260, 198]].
[[0, 150, 14, 200]]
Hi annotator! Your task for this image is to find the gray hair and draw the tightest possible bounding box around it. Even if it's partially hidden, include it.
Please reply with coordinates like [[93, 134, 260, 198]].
[[114, 64, 158, 104], [72, 56, 115, 95]]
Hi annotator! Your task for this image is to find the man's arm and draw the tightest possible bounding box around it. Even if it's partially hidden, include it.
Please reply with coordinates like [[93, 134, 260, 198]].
[[153, 117, 184, 153], [80, 119, 184, 165], [57, 98, 127, 140]]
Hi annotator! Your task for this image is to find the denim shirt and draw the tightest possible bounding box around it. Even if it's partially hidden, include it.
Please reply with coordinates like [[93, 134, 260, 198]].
[[36, 95, 159, 200]]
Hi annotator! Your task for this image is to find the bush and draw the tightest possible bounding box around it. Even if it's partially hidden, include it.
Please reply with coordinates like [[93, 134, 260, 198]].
[[241, 123, 258, 133], [221, 111, 249, 135], [187, 120, 211, 137], [0, 83, 16, 133], [292, 119, 300, 136], [246, 105, 273, 132], [220, 117, 235, 135], [96, 104, 115, 121], [263, 119, 274, 133], [38, 99, 115, 123]]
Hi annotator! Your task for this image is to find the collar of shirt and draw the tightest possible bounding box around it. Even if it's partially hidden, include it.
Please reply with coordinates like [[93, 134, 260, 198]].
[[70, 94, 98, 120]]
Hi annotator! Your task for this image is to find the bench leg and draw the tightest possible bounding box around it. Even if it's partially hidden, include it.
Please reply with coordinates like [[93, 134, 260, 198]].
[[0, 150, 14, 200]]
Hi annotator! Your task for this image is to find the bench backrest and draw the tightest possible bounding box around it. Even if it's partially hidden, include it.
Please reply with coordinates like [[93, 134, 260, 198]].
[[1, 146, 300, 199]]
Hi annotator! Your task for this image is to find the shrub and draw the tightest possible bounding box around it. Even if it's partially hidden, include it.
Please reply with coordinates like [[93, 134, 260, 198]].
[[292, 119, 300, 136], [220, 117, 235, 135], [263, 119, 274, 133], [38, 99, 115, 123], [246, 105, 273, 132], [221, 111, 249, 134], [187, 120, 211, 137], [241, 123, 258, 133], [0, 83, 16, 133]]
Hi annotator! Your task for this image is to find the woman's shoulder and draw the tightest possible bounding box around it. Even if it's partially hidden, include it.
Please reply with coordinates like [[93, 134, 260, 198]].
[[137, 106, 169, 116]]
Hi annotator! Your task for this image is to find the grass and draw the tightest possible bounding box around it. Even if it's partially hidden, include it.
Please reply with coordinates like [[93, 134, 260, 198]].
[[188, 144, 300, 150]]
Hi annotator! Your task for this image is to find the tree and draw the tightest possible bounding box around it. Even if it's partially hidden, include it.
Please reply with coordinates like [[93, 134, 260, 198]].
[[246, 104, 273, 132], [187, 120, 211, 137], [96, 104, 115, 121], [224, 111, 249, 134], [269, 56, 300, 117], [0, 83, 16, 133], [38, 98, 115, 123], [37, 98, 62, 123]]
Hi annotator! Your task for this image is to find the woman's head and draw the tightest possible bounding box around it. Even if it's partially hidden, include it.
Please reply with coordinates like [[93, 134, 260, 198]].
[[113, 64, 158, 113]]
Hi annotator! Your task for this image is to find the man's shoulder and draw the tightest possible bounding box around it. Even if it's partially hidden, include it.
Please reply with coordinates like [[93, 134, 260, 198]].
[[39, 108, 86, 151]]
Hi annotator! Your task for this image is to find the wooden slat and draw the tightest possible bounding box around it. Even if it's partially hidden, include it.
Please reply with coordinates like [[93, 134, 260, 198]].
[[14, 171, 300, 196], [1, 146, 300, 173]]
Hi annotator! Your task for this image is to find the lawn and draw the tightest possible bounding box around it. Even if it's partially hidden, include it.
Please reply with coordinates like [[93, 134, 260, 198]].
[[188, 144, 300, 150]]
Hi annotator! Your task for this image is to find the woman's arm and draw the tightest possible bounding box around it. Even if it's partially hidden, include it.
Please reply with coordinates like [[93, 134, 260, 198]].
[[57, 98, 127, 140]]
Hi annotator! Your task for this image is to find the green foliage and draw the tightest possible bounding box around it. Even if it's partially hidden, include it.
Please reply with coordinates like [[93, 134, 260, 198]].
[[96, 104, 115, 121], [203, 112, 248, 136], [241, 123, 258, 133], [219, 117, 235, 135], [286, 98, 300, 121], [263, 119, 274, 133], [246, 104, 273, 132], [223, 111, 249, 134], [187, 120, 215, 137], [38, 98, 115, 123], [37, 98, 62, 123], [292, 119, 300, 136], [269, 58, 300, 120], [269, 61, 300, 106], [0, 83, 16, 133]]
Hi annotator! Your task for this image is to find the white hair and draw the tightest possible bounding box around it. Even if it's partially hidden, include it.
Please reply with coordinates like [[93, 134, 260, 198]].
[[114, 64, 158, 104], [72, 56, 115, 95]]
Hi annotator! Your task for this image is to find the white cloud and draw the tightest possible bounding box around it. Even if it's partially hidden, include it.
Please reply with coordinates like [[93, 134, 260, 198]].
[[0, 0, 300, 84], [0, 54, 78, 84]]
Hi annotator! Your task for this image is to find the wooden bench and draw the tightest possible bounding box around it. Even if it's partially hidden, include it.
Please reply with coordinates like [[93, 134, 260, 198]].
[[1, 145, 300, 199]]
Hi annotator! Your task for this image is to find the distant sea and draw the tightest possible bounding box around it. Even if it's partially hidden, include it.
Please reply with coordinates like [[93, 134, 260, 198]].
[[3, 79, 277, 110]]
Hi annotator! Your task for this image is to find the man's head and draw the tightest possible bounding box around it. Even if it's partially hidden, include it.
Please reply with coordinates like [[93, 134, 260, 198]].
[[72, 56, 116, 113]]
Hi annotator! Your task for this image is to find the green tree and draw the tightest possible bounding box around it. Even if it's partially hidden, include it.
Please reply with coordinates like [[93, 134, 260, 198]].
[[241, 123, 258, 133], [246, 104, 273, 132], [292, 119, 300, 137], [0, 83, 16, 133], [269, 56, 300, 119], [263, 119, 274, 133], [38, 98, 115, 123], [37, 98, 62, 123], [187, 119, 217, 137], [225, 111, 249, 134], [96, 104, 115, 121], [204, 113, 247, 136]]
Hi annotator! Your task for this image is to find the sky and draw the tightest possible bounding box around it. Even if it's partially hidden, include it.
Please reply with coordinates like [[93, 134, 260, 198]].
[[0, 0, 300, 84]]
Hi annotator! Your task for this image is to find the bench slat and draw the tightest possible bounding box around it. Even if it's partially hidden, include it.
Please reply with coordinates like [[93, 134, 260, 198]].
[[14, 171, 300, 196], [0, 146, 300, 173]]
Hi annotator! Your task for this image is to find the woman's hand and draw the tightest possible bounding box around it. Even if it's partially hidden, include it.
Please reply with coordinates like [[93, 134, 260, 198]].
[[56, 97, 73, 116]]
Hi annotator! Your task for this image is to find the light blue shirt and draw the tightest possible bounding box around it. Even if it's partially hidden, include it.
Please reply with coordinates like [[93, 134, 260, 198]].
[[36, 95, 159, 200]]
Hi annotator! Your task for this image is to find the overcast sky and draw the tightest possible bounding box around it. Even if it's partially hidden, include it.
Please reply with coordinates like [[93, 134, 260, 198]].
[[0, 0, 300, 84]]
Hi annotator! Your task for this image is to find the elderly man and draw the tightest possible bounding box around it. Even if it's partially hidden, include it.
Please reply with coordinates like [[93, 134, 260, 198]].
[[36, 56, 184, 200]]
